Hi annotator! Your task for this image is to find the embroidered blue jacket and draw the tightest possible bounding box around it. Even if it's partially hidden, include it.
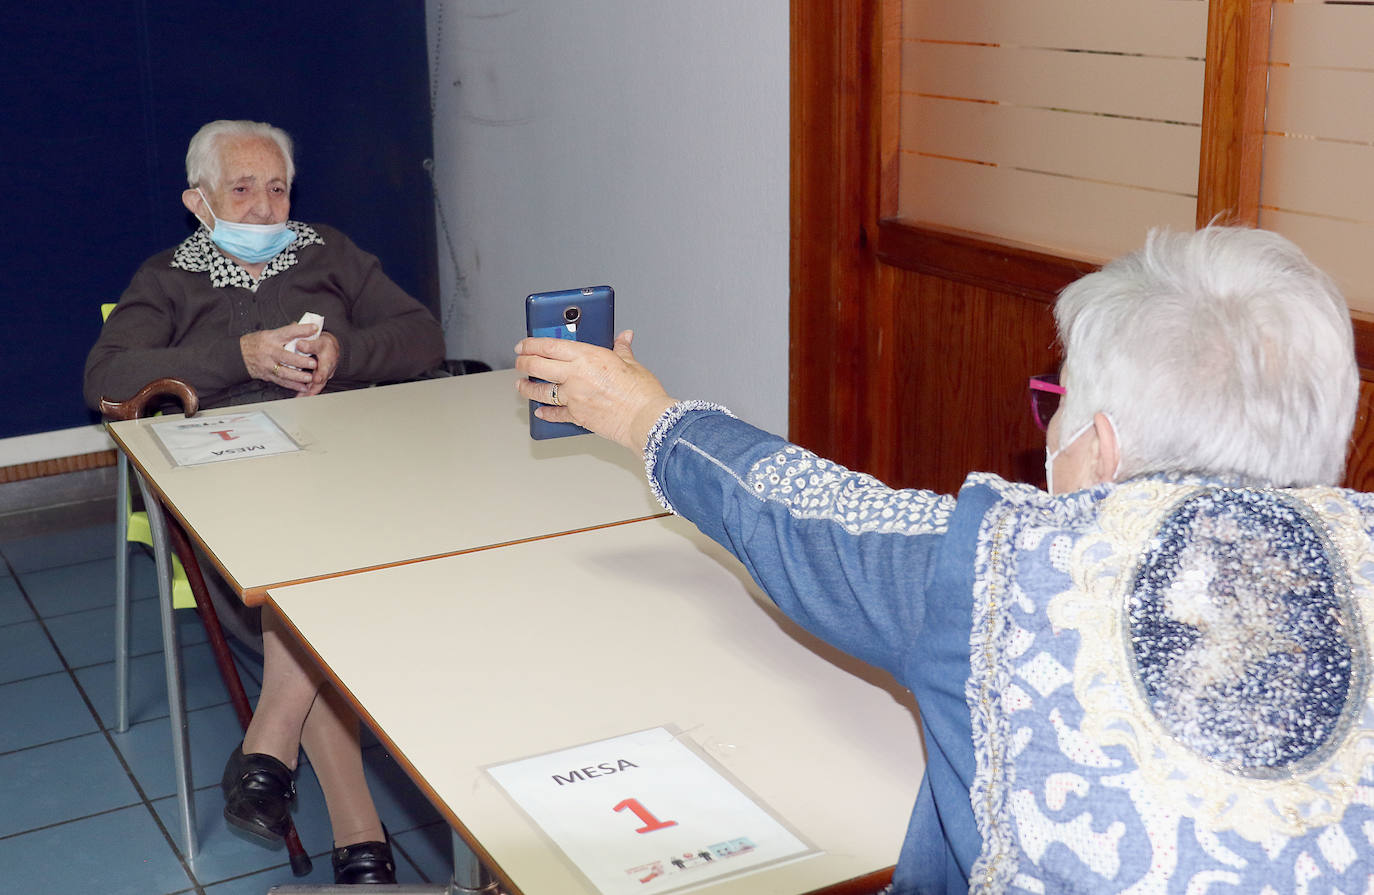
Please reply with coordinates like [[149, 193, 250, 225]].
[[647, 406, 1374, 895]]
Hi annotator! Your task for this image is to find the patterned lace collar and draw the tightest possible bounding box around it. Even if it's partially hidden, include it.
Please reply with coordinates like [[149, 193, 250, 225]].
[[169, 222, 324, 290]]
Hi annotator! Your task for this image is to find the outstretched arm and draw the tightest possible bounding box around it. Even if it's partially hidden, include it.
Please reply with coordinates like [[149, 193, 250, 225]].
[[513, 332, 951, 673]]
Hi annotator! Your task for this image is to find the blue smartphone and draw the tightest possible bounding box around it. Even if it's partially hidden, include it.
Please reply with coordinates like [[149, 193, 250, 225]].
[[525, 285, 615, 439]]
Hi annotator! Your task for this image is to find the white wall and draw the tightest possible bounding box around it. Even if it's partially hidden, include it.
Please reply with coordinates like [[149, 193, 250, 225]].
[[0, 426, 111, 468], [425, 1, 790, 434]]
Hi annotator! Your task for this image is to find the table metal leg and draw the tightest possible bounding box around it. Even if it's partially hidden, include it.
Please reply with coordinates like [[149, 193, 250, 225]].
[[450, 829, 499, 894], [133, 468, 198, 863], [114, 453, 132, 733]]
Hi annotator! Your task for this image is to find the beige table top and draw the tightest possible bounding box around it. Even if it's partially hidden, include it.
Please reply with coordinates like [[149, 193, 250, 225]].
[[107, 369, 666, 603], [268, 515, 924, 895]]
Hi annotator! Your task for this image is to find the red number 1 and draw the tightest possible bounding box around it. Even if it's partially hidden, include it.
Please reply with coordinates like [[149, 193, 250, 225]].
[[613, 798, 678, 833]]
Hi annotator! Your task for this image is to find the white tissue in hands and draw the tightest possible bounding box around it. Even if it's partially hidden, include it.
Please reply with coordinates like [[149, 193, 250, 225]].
[[284, 312, 324, 356]]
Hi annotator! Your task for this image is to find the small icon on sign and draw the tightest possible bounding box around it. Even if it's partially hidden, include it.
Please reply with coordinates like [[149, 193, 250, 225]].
[[626, 860, 665, 883], [708, 837, 756, 859]]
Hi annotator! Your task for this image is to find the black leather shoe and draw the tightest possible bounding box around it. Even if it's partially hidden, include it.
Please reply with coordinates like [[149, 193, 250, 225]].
[[333, 834, 397, 885], [220, 744, 296, 847]]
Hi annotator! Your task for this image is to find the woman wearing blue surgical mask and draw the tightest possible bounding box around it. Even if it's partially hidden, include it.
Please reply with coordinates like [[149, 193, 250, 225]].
[[84, 120, 447, 886], [192, 186, 296, 264]]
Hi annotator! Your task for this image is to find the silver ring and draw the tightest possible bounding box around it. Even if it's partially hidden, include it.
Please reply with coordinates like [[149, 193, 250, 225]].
[[550, 383, 562, 406]]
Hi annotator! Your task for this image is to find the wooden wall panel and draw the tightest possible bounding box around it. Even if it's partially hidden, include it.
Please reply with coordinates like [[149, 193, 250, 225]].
[[808, 265, 1374, 495], [981, 289, 1063, 486], [794, 0, 1069, 493], [893, 273, 982, 491], [889, 270, 1059, 494], [1196, 0, 1271, 226], [790, 0, 883, 472], [1344, 376, 1374, 492], [0, 449, 117, 485], [795, 0, 1373, 499]]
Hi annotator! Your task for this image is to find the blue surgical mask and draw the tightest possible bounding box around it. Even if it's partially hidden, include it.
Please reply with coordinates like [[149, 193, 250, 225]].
[[196, 188, 296, 263]]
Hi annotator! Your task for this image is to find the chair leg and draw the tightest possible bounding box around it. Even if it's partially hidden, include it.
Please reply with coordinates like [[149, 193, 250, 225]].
[[164, 514, 313, 878], [114, 454, 132, 734], [133, 469, 198, 863]]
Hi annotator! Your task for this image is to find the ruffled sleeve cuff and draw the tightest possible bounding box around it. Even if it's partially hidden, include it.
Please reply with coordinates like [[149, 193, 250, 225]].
[[642, 400, 736, 512]]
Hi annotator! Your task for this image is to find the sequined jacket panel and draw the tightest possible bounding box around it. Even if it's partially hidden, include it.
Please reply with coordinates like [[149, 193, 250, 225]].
[[966, 478, 1374, 894]]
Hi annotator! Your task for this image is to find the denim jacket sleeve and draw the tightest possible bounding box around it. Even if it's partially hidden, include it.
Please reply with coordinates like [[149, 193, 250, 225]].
[[645, 403, 957, 676]]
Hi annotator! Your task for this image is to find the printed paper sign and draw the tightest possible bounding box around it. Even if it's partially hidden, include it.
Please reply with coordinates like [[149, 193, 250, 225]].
[[486, 727, 813, 895], [150, 411, 300, 467]]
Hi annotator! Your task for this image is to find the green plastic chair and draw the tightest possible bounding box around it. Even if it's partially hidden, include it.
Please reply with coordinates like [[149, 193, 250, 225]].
[[101, 302, 193, 611]]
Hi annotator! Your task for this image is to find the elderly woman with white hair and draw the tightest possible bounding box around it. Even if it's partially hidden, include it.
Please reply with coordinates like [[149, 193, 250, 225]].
[[514, 227, 1373, 894], [85, 120, 445, 885]]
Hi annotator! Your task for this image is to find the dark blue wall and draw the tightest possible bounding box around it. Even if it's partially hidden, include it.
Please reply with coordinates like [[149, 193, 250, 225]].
[[2, 2, 437, 440]]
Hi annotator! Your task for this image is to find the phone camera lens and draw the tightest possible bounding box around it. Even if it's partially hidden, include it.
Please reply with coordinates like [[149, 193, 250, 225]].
[[564, 306, 581, 324]]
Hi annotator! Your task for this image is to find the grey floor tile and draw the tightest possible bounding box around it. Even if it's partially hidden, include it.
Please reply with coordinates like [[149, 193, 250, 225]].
[[19, 550, 158, 618], [0, 576, 30, 625], [0, 804, 194, 895], [154, 753, 436, 888], [0, 618, 63, 684], [0, 732, 140, 837], [0, 523, 114, 573], [0, 516, 459, 894], [189, 810, 435, 892], [153, 783, 332, 891], [111, 701, 247, 800], [0, 671, 98, 751], [393, 821, 457, 884], [76, 640, 263, 730], [151, 765, 358, 887], [203, 864, 332, 893], [45, 597, 207, 670]]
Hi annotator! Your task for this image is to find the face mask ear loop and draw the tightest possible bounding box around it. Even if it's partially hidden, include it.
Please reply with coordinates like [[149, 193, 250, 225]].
[[194, 188, 219, 232], [1045, 417, 1096, 496]]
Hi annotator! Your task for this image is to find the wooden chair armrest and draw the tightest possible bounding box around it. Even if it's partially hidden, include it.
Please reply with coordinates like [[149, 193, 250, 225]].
[[100, 378, 200, 421]]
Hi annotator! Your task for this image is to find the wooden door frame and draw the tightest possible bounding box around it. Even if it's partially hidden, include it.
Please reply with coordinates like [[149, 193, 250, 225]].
[[789, 1, 882, 468]]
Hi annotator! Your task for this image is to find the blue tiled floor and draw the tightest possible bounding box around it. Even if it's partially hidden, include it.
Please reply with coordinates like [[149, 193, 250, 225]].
[[0, 518, 452, 894]]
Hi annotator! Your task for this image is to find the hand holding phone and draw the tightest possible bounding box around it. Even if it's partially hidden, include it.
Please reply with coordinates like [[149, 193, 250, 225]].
[[525, 285, 615, 439]]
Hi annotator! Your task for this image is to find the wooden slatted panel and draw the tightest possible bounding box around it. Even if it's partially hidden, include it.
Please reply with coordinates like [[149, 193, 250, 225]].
[[906, 0, 1206, 54], [905, 100, 1199, 197], [0, 450, 117, 484], [905, 156, 1197, 262], [1260, 3, 1374, 312], [898, 0, 1208, 261]]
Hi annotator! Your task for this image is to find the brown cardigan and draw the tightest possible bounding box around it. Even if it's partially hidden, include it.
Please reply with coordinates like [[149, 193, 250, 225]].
[[84, 223, 445, 411]]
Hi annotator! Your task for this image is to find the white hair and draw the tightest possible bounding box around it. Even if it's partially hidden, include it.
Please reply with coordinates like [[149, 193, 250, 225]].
[[185, 119, 295, 189], [1054, 227, 1357, 487]]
